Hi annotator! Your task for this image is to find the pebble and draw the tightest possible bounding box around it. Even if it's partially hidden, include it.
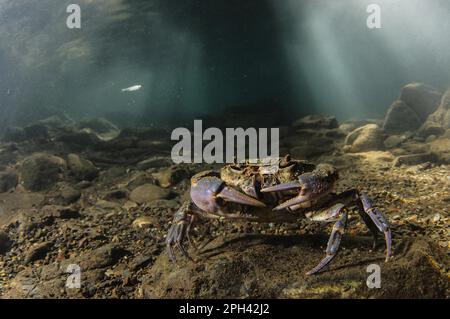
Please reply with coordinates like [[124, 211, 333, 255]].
[[132, 216, 158, 228]]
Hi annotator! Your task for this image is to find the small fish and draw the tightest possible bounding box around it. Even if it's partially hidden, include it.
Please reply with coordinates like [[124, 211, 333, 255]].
[[121, 85, 142, 92]]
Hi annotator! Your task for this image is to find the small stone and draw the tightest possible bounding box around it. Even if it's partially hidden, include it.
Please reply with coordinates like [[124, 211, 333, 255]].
[[152, 166, 189, 188], [130, 254, 153, 270], [129, 184, 171, 204], [124, 201, 138, 210], [438, 241, 448, 248], [104, 189, 128, 200], [24, 242, 52, 264], [0, 231, 12, 255], [345, 124, 384, 152], [132, 216, 158, 228], [384, 134, 409, 149], [432, 213, 441, 223], [405, 215, 418, 222], [60, 186, 81, 204]]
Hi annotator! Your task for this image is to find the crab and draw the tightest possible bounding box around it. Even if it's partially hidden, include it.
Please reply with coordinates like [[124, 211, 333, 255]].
[[166, 155, 392, 275]]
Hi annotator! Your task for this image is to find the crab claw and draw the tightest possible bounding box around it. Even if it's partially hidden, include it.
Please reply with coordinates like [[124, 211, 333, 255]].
[[190, 174, 265, 213], [260, 181, 302, 193], [218, 186, 266, 207], [261, 180, 312, 211], [273, 193, 312, 211], [269, 164, 338, 211]]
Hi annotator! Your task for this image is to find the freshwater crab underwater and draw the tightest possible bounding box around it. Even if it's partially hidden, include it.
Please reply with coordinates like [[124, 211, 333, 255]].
[[166, 155, 392, 275]]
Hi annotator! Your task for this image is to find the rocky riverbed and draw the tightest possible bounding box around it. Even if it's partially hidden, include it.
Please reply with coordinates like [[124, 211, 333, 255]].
[[0, 83, 449, 298]]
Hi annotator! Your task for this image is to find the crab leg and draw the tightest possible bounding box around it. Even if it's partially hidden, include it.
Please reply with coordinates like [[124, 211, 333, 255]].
[[166, 201, 198, 262], [359, 193, 392, 262], [307, 209, 348, 275]]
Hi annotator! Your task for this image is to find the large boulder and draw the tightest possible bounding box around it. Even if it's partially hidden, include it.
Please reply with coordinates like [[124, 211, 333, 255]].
[[418, 121, 445, 138], [420, 87, 450, 137], [20, 153, 66, 191], [344, 124, 384, 152], [383, 100, 421, 133], [399, 82, 442, 121], [67, 154, 99, 181]]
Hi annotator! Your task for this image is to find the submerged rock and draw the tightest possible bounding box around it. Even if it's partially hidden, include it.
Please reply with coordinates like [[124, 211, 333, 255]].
[[67, 154, 98, 181], [59, 185, 81, 204], [77, 118, 119, 134], [383, 100, 421, 133], [152, 165, 190, 188], [383, 134, 410, 149], [419, 121, 445, 137], [399, 82, 442, 121], [401, 140, 430, 154], [24, 242, 52, 264], [132, 216, 158, 228], [57, 130, 101, 149], [421, 86, 450, 137], [393, 153, 436, 167], [429, 137, 450, 163], [77, 118, 121, 141], [344, 124, 384, 152], [20, 153, 66, 191], [136, 156, 172, 170], [0, 230, 12, 254], [292, 114, 338, 130], [129, 184, 171, 204], [0, 170, 19, 193]]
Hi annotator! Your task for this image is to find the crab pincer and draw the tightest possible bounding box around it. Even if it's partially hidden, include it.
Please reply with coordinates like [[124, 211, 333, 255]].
[[190, 174, 266, 214], [166, 172, 266, 262], [261, 164, 338, 211]]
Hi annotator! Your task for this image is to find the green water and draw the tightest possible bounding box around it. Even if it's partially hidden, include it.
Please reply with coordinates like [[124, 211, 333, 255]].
[[1, 0, 450, 129]]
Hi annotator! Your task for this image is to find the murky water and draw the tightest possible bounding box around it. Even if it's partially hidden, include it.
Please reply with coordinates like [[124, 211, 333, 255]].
[[0, 1, 448, 299]]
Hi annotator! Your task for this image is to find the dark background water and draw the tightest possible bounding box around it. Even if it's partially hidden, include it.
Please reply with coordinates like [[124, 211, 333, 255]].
[[1, 0, 450, 128]]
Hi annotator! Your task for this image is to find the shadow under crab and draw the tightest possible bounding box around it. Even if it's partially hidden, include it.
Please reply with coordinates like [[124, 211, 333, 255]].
[[166, 155, 392, 275]]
